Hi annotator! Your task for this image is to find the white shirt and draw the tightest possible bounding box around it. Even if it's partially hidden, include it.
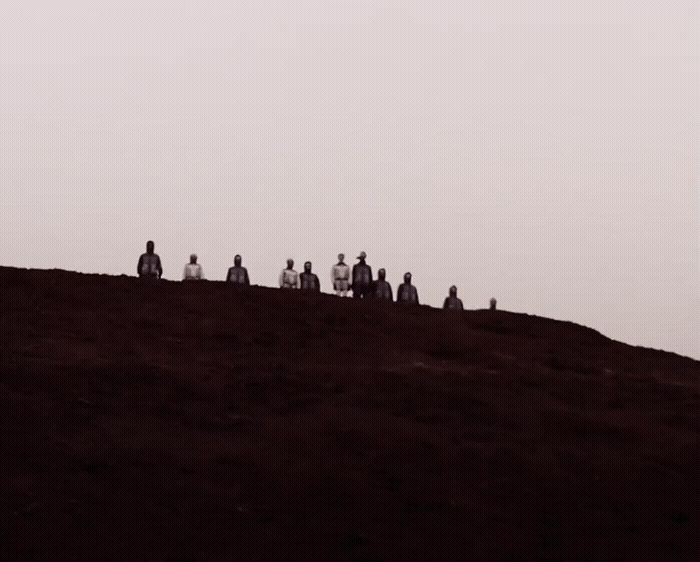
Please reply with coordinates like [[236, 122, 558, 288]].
[[183, 263, 203, 280]]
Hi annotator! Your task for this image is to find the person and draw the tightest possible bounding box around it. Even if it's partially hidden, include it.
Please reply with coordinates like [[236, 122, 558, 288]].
[[300, 261, 320, 292], [137, 241, 163, 279], [443, 285, 463, 310], [182, 254, 203, 280], [490, 297, 497, 311], [331, 254, 350, 297], [279, 259, 300, 289], [396, 272, 419, 304], [226, 255, 250, 285], [372, 268, 393, 301], [351, 251, 373, 299]]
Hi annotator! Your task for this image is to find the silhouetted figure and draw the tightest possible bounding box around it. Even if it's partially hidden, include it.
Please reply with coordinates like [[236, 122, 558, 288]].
[[396, 272, 419, 304], [300, 261, 320, 292], [331, 253, 350, 297], [279, 259, 300, 289], [443, 286, 463, 310], [138, 241, 163, 279], [351, 251, 373, 299], [183, 254, 203, 280], [226, 255, 250, 285], [490, 297, 497, 311], [372, 268, 393, 301]]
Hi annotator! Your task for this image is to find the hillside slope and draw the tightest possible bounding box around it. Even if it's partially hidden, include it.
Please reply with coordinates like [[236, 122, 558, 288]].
[[1, 267, 698, 558]]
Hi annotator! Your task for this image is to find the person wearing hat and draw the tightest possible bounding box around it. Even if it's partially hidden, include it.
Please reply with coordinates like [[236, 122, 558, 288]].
[[372, 268, 393, 301], [183, 253, 204, 280], [396, 272, 419, 304], [331, 253, 350, 297], [300, 261, 320, 292], [442, 286, 463, 310], [226, 255, 250, 285], [279, 259, 300, 289], [351, 251, 373, 299], [137, 240, 163, 279]]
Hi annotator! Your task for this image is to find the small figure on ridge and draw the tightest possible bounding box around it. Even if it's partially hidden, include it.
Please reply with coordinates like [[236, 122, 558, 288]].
[[300, 261, 320, 292], [351, 251, 373, 299], [137, 241, 163, 279], [396, 272, 419, 305], [331, 253, 350, 297], [227, 255, 250, 285], [372, 268, 393, 301], [279, 259, 300, 289], [183, 254, 203, 280], [443, 286, 464, 310]]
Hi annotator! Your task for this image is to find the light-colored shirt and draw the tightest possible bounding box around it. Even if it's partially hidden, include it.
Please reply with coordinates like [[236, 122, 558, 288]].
[[279, 268, 300, 288], [183, 263, 203, 280]]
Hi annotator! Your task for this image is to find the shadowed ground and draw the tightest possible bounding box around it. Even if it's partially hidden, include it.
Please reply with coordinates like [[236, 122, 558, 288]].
[[0, 267, 698, 558]]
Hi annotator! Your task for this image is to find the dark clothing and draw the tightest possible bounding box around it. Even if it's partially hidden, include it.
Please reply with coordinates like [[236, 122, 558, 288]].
[[226, 266, 250, 285], [443, 296, 464, 310], [372, 280, 393, 301], [138, 253, 162, 278], [300, 272, 320, 292], [352, 262, 373, 298], [396, 283, 419, 304]]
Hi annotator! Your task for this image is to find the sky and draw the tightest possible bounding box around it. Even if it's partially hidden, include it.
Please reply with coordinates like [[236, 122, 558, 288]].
[[0, 1, 698, 360]]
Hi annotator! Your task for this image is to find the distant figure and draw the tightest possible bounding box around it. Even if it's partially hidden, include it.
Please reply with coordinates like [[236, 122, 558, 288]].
[[331, 253, 350, 297], [182, 254, 203, 280], [443, 286, 463, 310], [351, 251, 373, 299], [226, 255, 250, 285], [279, 259, 300, 289], [490, 297, 497, 311], [137, 241, 163, 279], [396, 272, 419, 304], [372, 268, 393, 301], [300, 261, 320, 292]]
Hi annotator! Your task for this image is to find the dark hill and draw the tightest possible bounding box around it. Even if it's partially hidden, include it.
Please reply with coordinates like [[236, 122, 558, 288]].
[[1, 266, 698, 558]]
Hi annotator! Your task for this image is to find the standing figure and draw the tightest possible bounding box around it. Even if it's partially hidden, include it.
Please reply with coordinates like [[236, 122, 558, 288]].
[[279, 259, 300, 289], [396, 272, 419, 304], [137, 241, 163, 279], [490, 297, 497, 311], [331, 253, 350, 297], [227, 255, 250, 285], [300, 261, 320, 292], [351, 251, 373, 299], [372, 268, 393, 301], [443, 286, 463, 310], [183, 254, 204, 280]]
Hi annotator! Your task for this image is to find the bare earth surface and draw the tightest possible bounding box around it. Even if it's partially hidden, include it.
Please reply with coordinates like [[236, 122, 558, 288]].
[[0, 267, 698, 559]]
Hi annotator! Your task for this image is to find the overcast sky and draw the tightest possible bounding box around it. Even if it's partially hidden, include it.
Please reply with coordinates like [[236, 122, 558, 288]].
[[1, 1, 698, 359]]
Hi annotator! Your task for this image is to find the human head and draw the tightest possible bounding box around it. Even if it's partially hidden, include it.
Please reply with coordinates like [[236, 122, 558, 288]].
[[338, 253, 345, 262], [357, 251, 367, 261], [190, 254, 197, 264], [234, 254, 242, 266], [287, 259, 294, 269], [304, 261, 312, 272], [449, 285, 457, 296], [404, 272, 412, 283], [378, 268, 386, 280], [146, 240, 154, 254]]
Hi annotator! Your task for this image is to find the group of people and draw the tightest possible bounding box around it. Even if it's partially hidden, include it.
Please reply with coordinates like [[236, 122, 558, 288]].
[[138, 241, 498, 310]]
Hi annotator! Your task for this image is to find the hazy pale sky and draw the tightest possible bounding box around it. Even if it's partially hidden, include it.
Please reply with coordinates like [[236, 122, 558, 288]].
[[1, 1, 698, 359]]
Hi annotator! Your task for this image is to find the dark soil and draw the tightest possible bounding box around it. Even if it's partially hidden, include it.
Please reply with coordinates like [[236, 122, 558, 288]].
[[1, 267, 698, 559]]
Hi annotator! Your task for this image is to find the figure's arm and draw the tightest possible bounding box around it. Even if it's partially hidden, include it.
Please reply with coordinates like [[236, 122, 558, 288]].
[[137, 255, 143, 276], [157, 257, 163, 278], [244, 269, 250, 285]]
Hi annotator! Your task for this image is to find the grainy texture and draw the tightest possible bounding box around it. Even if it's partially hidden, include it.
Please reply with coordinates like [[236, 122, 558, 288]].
[[0, 267, 698, 559]]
